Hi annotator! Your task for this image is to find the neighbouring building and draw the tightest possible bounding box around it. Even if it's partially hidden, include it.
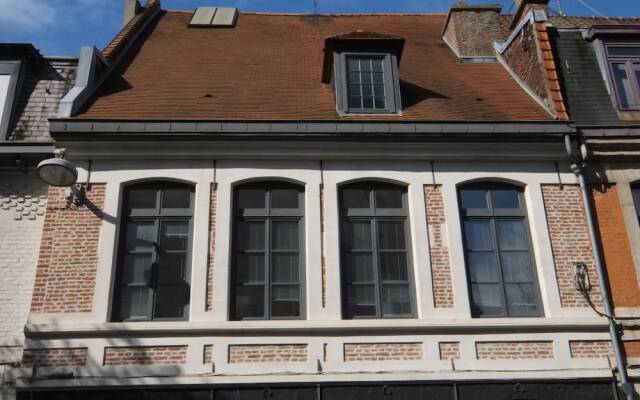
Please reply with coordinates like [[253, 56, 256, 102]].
[[10, 0, 637, 399], [0, 44, 77, 399]]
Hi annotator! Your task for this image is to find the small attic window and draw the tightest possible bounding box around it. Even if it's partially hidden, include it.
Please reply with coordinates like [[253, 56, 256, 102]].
[[346, 55, 392, 111], [189, 7, 238, 27]]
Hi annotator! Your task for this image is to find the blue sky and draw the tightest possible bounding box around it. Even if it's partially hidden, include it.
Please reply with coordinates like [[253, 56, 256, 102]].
[[1, 0, 639, 56]]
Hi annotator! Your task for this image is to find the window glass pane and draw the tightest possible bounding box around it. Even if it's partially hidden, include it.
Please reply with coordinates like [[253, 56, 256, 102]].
[[463, 220, 493, 251], [471, 283, 504, 317], [160, 221, 189, 251], [361, 59, 372, 72], [271, 285, 300, 317], [125, 221, 155, 252], [381, 284, 411, 315], [236, 254, 265, 283], [345, 253, 374, 283], [272, 253, 299, 283], [612, 63, 632, 108], [349, 84, 361, 95], [467, 252, 500, 283], [342, 187, 370, 209], [505, 283, 538, 316], [495, 220, 528, 250], [348, 71, 361, 84], [349, 96, 362, 109], [461, 188, 488, 210], [346, 285, 377, 317], [344, 220, 372, 250], [347, 58, 360, 71], [272, 221, 299, 250], [607, 46, 640, 57], [237, 187, 266, 209], [491, 188, 520, 209], [501, 252, 534, 283], [161, 188, 191, 210], [380, 253, 408, 281], [372, 58, 383, 72], [121, 253, 153, 285], [373, 73, 384, 85], [362, 84, 373, 95], [375, 186, 403, 209], [374, 97, 386, 109], [237, 221, 265, 251], [235, 286, 265, 318], [119, 286, 152, 319], [271, 187, 299, 209], [157, 253, 187, 284], [154, 285, 188, 319], [128, 188, 157, 210], [362, 96, 374, 109], [378, 220, 406, 249]]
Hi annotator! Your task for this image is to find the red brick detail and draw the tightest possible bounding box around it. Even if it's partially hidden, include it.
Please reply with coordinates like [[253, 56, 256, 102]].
[[31, 184, 106, 314], [569, 341, 614, 359], [591, 185, 640, 308], [203, 345, 213, 364], [442, 7, 505, 58], [541, 184, 602, 308], [22, 348, 87, 367], [103, 346, 187, 366], [424, 185, 454, 308], [535, 21, 569, 120], [206, 183, 217, 311], [228, 344, 308, 363], [343, 343, 423, 362], [623, 341, 640, 358], [476, 341, 554, 360], [439, 342, 461, 360]]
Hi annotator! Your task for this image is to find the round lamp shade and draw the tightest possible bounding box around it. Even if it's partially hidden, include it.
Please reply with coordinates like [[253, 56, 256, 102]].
[[37, 158, 78, 187]]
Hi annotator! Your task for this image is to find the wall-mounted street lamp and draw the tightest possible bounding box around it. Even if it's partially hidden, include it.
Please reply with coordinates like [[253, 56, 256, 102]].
[[36, 158, 86, 206]]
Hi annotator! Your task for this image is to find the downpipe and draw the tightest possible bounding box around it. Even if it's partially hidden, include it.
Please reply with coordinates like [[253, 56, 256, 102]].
[[565, 134, 635, 399]]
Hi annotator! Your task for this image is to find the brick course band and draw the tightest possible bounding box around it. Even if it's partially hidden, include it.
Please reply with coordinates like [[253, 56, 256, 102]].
[[206, 183, 217, 311], [541, 184, 602, 308], [344, 343, 423, 362], [103, 346, 188, 366], [31, 184, 106, 314], [424, 185, 454, 308], [569, 340, 614, 359], [439, 342, 461, 360], [228, 344, 308, 363], [22, 348, 87, 368], [476, 341, 554, 360]]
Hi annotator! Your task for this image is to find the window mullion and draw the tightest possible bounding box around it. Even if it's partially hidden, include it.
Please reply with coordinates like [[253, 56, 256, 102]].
[[627, 61, 640, 106], [372, 216, 383, 318], [149, 218, 160, 320], [491, 217, 509, 318]]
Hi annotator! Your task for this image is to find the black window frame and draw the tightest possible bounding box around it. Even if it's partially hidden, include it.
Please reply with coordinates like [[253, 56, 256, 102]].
[[334, 52, 401, 115], [0, 61, 23, 140], [230, 181, 306, 321], [112, 181, 195, 322], [458, 182, 543, 319], [339, 181, 416, 319], [603, 42, 640, 111], [632, 183, 640, 226]]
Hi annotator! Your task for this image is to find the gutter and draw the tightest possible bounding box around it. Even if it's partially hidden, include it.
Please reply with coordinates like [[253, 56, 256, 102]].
[[565, 134, 635, 399]]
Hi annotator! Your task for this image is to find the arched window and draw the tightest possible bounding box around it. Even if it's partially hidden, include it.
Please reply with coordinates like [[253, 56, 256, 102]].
[[231, 181, 305, 320], [112, 182, 194, 322], [458, 183, 542, 318], [339, 182, 414, 319]]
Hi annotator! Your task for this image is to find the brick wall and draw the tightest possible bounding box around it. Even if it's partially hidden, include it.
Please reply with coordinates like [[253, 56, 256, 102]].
[[624, 340, 640, 358], [442, 6, 505, 58], [21, 348, 87, 368], [228, 345, 308, 363], [343, 343, 423, 362], [591, 185, 640, 308], [103, 346, 187, 366], [569, 340, 614, 359], [502, 22, 548, 104], [424, 185, 454, 308], [30, 184, 105, 314], [206, 183, 217, 311], [541, 184, 602, 308], [439, 342, 461, 360], [476, 341, 554, 360], [203, 345, 213, 364]]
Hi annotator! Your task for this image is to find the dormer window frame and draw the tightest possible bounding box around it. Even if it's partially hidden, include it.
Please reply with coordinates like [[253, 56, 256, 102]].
[[603, 42, 640, 111], [334, 51, 402, 116], [0, 61, 23, 141]]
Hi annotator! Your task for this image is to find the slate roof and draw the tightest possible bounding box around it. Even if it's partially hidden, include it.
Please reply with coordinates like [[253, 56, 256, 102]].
[[548, 15, 640, 29], [76, 10, 551, 121]]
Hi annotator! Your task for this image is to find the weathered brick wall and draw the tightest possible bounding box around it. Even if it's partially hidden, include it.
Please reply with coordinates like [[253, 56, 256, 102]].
[[569, 341, 614, 359], [206, 183, 217, 311], [203, 345, 213, 364], [541, 184, 602, 308], [443, 7, 505, 57], [103, 346, 187, 366], [439, 342, 461, 360], [476, 341, 554, 360], [21, 348, 87, 367], [343, 343, 423, 362], [424, 185, 454, 308], [30, 184, 105, 314], [591, 185, 640, 308], [228, 345, 308, 363], [502, 22, 548, 104], [624, 341, 640, 358]]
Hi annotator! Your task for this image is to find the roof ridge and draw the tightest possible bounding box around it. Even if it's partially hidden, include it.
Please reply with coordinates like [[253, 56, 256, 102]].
[[103, 0, 161, 60], [164, 10, 448, 16]]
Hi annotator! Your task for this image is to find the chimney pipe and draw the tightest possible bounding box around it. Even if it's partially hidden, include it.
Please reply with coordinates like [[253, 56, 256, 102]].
[[510, 0, 549, 29], [122, 0, 142, 28]]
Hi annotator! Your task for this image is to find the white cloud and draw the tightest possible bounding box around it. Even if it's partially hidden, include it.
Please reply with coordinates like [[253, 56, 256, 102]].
[[0, 0, 57, 30]]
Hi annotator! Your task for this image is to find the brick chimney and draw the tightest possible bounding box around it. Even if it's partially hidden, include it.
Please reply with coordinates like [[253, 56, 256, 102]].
[[510, 0, 549, 29], [442, 3, 504, 60], [122, 0, 143, 28]]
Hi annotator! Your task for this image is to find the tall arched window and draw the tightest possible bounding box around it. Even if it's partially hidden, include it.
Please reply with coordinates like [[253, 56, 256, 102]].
[[458, 183, 542, 318], [231, 181, 305, 320], [113, 182, 194, 322], [339, 182, 414, 319]]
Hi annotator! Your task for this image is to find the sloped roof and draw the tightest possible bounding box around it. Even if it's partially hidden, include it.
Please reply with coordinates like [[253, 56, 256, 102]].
[[548, 15, 640, 29], [76, 11, 551, 121]]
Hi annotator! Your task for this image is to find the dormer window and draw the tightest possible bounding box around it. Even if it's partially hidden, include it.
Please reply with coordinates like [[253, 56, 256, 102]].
[[345, 54, 395, 113], [606, 45, 640, 110]]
